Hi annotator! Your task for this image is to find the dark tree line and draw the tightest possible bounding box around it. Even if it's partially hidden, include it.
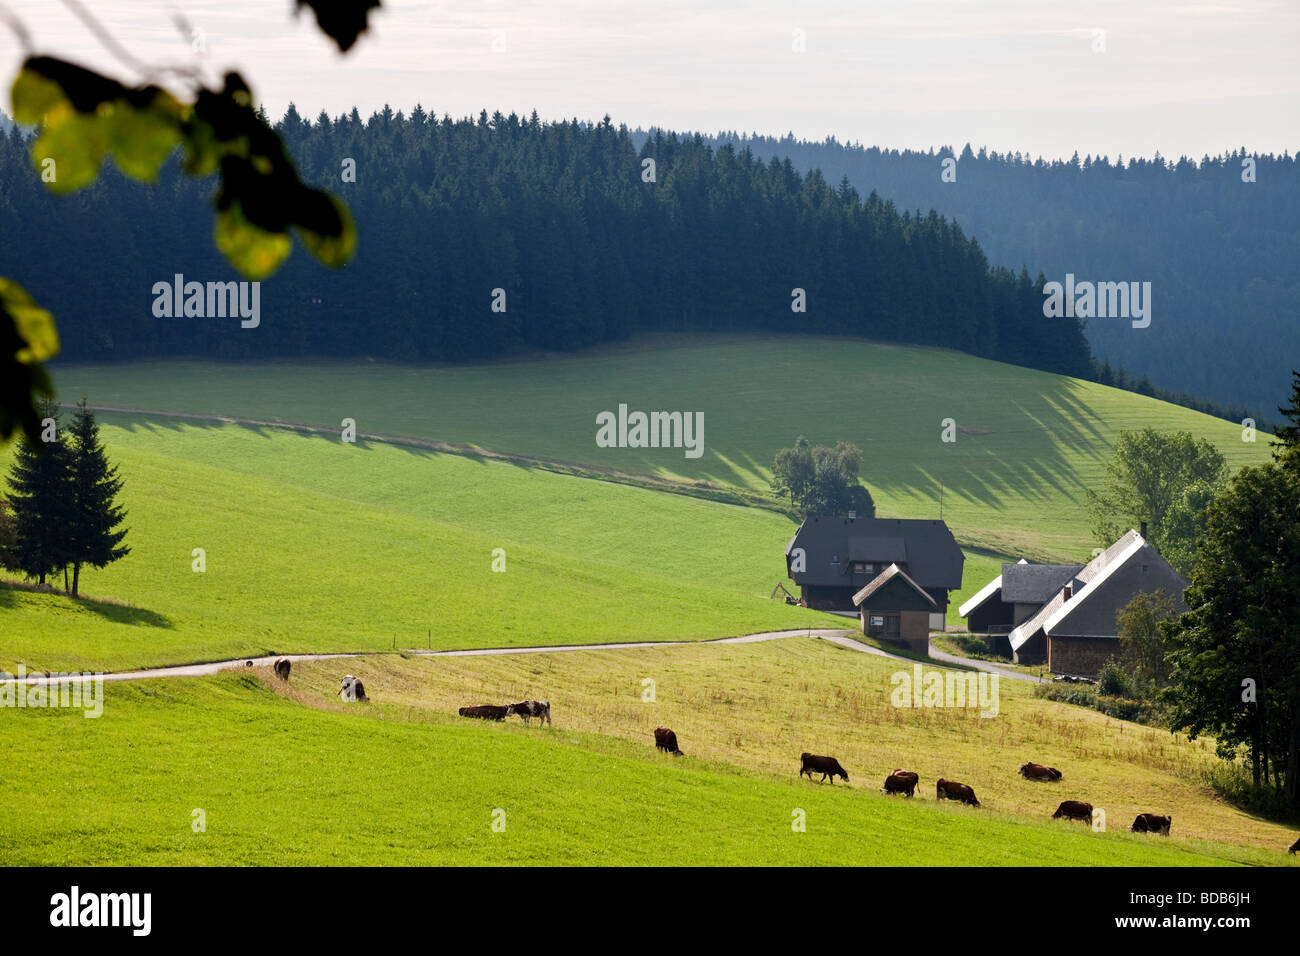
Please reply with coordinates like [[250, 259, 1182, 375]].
[[2, 401, 129, 596], [0, 108, 1093, 378], [684, 131, 1299, 419]]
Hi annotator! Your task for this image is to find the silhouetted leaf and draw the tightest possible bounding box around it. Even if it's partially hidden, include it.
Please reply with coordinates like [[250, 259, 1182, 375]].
[[0, 279, 58, 443], [296, 0, 381, 53], [296, 193, 356, 267]]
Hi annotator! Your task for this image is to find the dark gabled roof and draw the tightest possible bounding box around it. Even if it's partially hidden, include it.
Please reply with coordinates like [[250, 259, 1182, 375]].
[[852, 563, 937, 609], [1010, 530, 1188, 651], [786, 516, 964, 590], [1001, 563, 1085, 604]]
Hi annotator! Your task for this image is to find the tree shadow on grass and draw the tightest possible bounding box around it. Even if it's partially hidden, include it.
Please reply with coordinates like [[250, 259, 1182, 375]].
[[0, 579, 173, 628]]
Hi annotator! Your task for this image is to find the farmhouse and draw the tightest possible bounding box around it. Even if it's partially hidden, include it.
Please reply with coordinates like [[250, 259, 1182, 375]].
[[851, 562, 937, 654], [962, 528, 1186, 676], [958, 559, 1084, 654], [784, 515, 965, 630]]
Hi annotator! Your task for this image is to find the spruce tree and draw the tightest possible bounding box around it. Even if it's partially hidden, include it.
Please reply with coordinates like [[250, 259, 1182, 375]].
[[6, 399, 72, 586], [67, 399, 129, 596], [1273, 369, 1300, 466]]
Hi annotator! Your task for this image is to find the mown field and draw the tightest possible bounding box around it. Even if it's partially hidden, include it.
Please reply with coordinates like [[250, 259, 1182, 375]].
[[52, 334, 1274, 567], [271, 637, 1299, 856], [0, 651, 1288, 866], [0, 419, 843, 673]]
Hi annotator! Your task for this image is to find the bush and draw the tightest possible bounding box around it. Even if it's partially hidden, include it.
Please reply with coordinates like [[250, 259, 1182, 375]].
[[1200, 759, 1299, 822], [1097, 658, 1137, 698], [1034, 681, 1168, 726]]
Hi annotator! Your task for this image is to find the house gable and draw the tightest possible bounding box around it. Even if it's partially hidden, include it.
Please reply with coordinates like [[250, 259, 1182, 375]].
[[852, 563, 938, 611]]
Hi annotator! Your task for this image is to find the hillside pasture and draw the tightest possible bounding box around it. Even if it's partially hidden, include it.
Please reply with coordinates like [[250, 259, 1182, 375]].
[[0, 420, 836, 673], [265, 637, 1297, 856], [0, 660, 1288, 867]]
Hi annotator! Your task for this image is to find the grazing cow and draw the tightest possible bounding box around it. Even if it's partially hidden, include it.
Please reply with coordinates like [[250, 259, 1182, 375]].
[[800, 753, 849, 784], [508, 700, 551, 726], [936, 778, 981, 807], [273, 657, 291, 681], [338, 675, 369, 702], [1018, 761, 1063, 782], [881, 769, 919, 797], [1129, 813, 1171, 835], [1288, 836, 1298, 855], [1052, 800, 1093, 824], [654, 727, 683, 756], [458, 704, 510, 721]]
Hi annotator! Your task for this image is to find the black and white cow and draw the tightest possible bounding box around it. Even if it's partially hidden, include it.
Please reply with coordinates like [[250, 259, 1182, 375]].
[[508, 700, 551, 726], [338, 675, 369, 702]]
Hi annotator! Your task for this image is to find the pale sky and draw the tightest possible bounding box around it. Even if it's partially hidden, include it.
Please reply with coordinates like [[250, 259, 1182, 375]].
[[2, 0, 1297, 160]]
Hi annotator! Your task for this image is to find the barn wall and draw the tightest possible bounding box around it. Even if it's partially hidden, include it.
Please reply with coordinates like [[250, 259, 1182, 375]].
[[1014, 630, 1047, 666], [1048, 635, 1121, 678], [967, 599, 1014, 633], [801, 585, 857, 612]]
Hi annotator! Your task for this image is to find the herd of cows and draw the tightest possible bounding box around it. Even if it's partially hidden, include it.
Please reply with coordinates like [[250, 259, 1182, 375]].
[[266, 658, 1300, 854], [792, 752, 1172, 834]]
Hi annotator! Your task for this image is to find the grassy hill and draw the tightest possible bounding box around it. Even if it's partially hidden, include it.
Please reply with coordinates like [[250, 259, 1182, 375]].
[[51, 335, 1273, 545], [0, 659, 1285, 866], [46, 333, 1274, 625], [3, 335, 1294, 867], [275, 637, 1298, 855], [0, 421, 837, 672]]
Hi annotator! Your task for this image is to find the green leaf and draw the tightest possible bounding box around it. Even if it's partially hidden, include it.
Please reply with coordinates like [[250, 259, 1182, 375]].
[[102, 92, 184, 181], [215, 204, 293, 280], [0, 279, 60, 363], [30, 107, 109, 193], [10, 67, 65, 125]]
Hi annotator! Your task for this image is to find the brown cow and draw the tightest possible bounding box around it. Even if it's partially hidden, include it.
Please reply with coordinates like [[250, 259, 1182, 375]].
[[1129, 813, 1171, 835], [1018, 761, 1063, 782], [800, 753, 848, 784], [936, 778, 980, 806], [273, 657, 291, 681], [654, 727, 683, 756], [1053, 800, 1093, 823], [1288, 836, 1299, 855], [459, 704, 510, 721], [881, 769, 919, 797]]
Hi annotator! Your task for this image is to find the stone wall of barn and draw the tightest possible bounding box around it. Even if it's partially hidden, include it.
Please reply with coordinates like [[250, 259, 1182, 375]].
[[1048, 635, 1121, 678]]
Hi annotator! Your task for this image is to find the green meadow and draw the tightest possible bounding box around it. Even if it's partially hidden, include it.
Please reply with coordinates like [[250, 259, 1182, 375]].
[[2, 334, 1294, 867], [0, 666, 1280, 866], [0, 420, 834, 673], [52, 334, 1273, 564], [47, 334, 1271, 631]]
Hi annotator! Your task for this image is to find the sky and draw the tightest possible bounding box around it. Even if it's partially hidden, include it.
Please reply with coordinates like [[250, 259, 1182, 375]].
[[1, 0, 1296, 160]]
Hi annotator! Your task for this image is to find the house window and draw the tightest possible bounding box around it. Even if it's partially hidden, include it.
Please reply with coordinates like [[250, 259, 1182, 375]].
[[850, 561, 874, 574]]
